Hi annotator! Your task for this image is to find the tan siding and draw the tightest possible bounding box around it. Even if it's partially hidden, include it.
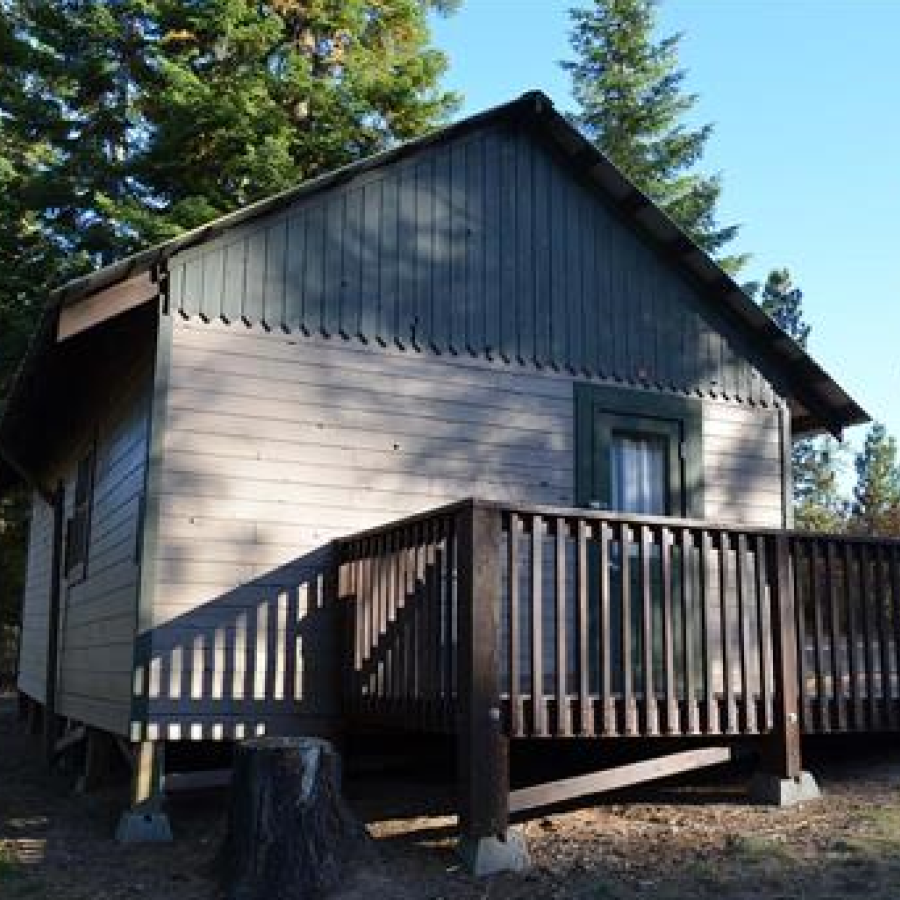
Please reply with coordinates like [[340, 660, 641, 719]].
[[17, 493, 54, 701], [56, 357, 152, 735], [144, 320, 786, 738], [703, 404, 784, 528]]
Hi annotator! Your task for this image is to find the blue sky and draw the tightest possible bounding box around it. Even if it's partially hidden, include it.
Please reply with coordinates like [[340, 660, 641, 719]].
[[430, 0, 899, 469]]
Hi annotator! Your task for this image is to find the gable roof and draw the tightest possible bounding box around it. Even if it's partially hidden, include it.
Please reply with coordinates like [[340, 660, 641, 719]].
[[0, 90, 868, 490]]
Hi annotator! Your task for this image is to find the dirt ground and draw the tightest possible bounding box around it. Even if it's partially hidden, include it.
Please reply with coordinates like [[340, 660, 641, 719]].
[[4, 697, 900, 899]]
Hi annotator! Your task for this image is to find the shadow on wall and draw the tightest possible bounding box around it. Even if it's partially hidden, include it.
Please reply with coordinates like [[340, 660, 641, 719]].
[[130, 546, 339, 742]]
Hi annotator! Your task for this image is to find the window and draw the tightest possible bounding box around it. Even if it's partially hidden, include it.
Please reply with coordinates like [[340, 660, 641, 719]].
[[65, 444, 95, 579], [611, 431, 669, 516], [575, 383, 703, 518]]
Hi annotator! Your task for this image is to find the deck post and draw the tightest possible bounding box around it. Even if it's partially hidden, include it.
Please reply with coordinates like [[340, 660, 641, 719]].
[[79, 727, 115, 792], [44, 481, 65, 764], [752, 533, 819, 806], [456, 500, 527, 875], [115, 740, 172, 843]]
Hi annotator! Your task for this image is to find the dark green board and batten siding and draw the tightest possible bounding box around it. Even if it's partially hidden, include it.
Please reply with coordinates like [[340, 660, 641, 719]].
[[166, 122, 781, 409]]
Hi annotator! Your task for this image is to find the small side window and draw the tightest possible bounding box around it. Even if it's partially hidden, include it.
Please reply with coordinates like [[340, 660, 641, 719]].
[[65, 444, 95, 580]]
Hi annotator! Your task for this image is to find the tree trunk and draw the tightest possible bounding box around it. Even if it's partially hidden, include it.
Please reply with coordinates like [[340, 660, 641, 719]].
[[224, 737, 369, 900]]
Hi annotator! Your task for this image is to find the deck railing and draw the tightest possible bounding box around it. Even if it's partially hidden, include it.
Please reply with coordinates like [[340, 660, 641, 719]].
[[336, 500, 900, 741]]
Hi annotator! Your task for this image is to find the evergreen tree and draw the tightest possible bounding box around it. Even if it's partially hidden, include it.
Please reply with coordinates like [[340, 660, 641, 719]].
[[754, 268, 847, 531], [1, 0, 459, 261], [758, 268, 810, 348], [850, 423, 900, 536], [563, 0, 743, 269], [131, 0, 461, 241], [793, 440, 847, 533]]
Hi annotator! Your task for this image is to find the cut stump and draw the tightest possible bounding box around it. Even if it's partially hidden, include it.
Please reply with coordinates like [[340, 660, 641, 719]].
[[224, 737, 369, 900]]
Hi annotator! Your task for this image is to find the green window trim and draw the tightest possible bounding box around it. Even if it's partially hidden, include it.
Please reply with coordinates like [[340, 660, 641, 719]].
[[574, 382, 704, 518]]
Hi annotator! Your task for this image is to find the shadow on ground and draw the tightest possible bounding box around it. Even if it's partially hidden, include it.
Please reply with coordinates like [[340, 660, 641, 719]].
[[5, 696, 900, 900]]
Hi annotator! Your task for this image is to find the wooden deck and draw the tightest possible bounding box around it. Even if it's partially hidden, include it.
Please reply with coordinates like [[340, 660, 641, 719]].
[[336, 499, 900, 840]]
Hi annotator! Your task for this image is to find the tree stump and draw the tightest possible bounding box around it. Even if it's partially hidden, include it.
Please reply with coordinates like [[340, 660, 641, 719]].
[[224, 737, 369, 900]]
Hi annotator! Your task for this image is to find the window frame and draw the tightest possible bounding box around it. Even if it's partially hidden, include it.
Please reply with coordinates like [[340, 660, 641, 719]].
[[64, 439, 97, 582], [574, 383, 704, 518]]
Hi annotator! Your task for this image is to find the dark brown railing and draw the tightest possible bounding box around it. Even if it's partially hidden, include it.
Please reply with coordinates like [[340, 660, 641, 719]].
[[338, 502, 461, 732], [791, 535, 900, 733], [336, 500, 900, 741]]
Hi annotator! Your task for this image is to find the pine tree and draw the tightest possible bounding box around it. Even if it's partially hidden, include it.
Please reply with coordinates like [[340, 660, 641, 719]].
[[793, 440, 847, 533], [563, 0, 743, 269], [132, 0, 460, 240], [850, 423, 900, 536], [0, 0, 459, 289], [758, 268, 810, 348], [754, 268, 847, 531]]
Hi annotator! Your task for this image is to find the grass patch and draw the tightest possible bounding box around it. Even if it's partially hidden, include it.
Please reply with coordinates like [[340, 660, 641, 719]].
[[727, 833, 795, 864], [839, 805, 900, 861]]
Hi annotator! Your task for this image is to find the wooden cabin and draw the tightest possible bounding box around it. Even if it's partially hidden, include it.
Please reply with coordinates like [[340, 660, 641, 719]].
[[2, 91, 893, 860]]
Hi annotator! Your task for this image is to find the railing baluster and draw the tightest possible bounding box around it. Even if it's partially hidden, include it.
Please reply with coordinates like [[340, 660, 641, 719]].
[[640, 525, 657, 735], [386, 531, 397, 710], [736, 533, 754, 734], [699, 529, 717, 734], [554, 518, 567, 736], [621, 524, 636, 736], [508, 513, 521, 737], [810, 539, 828, 732], [682, 528, 699, 734], [826, 541, 845, 732], [599, 521, 614, 736], [412, 522, 424, 727], [576, 518, 590, 736], [393, 529, 406, 717], [661, 526, 677, 735], [845, 543, 862, 730], [445, 517, 457, 730], [720, 531, 736, 734], [531, 515, 545, 736], [860, 544, 878, 729], [792, 538, 811, 731], [428, 519, 441, 730], [363, 538, 374, 711], [755, 534, 773, 734], [891, 545, 900, 718], [876, 544, 893, 730]]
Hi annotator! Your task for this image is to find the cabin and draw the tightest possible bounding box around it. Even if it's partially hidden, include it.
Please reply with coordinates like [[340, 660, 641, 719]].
[[2, 90, 895, 866]]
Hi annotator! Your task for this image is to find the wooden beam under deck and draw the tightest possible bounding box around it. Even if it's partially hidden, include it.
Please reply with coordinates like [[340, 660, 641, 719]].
[[509, 746, 735, 815]]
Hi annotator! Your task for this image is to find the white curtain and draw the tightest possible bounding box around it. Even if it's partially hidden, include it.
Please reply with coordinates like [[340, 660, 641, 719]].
[[611, 433, 667, 515]]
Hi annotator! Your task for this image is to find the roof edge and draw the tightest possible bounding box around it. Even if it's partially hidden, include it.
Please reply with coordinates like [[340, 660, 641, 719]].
[[12, 88, 870, 439]]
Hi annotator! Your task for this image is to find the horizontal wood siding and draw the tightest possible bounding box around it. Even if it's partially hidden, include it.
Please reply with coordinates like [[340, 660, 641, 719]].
[[16, 329, 153, 734], [167, 123, 782, 407], [703, 404, 785, 528], [17, 493, 54, 701], [58, 357, 152, 735], [145, 320, 785, 738]]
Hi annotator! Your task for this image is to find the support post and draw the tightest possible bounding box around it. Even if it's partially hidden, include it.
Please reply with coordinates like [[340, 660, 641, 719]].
[[115, 741, 172, 842], [26, 696, 43, 736], [44, 481, 65, 764], [751, 533, 819, 806], [79, 727, 114, 792], [456, 501, 527, 875]]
